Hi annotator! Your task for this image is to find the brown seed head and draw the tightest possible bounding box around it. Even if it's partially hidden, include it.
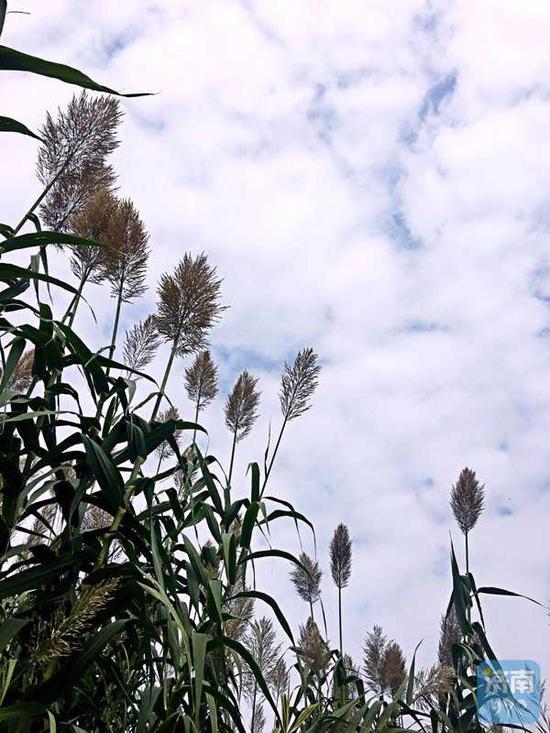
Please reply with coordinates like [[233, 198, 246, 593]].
[[123, 315, 161, 372], [156, 406, 181, 462], [438, 608, 461, 668], [68, 188, 117, 281], [330, 523, 352, 590], [2, 350, 35, 393], [184, 350, 218, 411], [156, 253, 225, 357], [289, 552, 322, 605], [279, 347, 320, 421], [224, 370, 260, 442], [450, 467, 485, 535], [363, 625, 406, 695], [37, 92, 121, 232], [97, 196, 149, 302], [297, 617, 331, 673]]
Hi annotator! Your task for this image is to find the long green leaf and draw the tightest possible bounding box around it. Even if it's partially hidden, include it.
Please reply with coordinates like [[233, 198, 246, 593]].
[[0, 115, 42, 141], [1, 231, 105, 253], [0, 45, 149, 96]]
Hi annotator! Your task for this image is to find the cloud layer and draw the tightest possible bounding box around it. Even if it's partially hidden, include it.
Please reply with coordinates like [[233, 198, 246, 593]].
[[3, 0, 550, 679]]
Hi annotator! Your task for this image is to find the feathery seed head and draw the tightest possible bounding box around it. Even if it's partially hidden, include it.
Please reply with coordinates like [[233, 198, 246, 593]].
[[414, 665, 455, 710], [224, 370, 260, 442], [97, 196, 149, 302], [156, 406, 182, 461], [297, 617, 331, 673], [279, 347, 320, 421], [330, 523, 352, 590], [363, 625, 406, 696], [122, 315, 161, 372], [2, 349, 35, 393], [156, 253, 225, 357], [37, 92, 121, 232], [68, 188, 117, 281], [289, 552, 322, 605], [184, 350, 218, 410], [450, 467, 485, 535], [438, 608, 461, 668]]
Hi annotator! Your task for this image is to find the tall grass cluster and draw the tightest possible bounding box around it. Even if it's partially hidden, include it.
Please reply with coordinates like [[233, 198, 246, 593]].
[[0, 8, 544, 732]]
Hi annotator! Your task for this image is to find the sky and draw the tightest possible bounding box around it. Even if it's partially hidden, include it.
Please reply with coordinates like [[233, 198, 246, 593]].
[[2, 0, 550, 692]]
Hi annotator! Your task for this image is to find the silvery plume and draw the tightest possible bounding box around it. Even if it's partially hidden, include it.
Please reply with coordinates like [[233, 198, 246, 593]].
[[155, 253, 225, 358], [37, 92, 121, 232], [123, 315, 161, 372]]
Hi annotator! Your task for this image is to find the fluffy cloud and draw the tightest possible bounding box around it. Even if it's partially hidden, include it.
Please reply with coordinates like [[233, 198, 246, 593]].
[[2, 0, 550, 685]]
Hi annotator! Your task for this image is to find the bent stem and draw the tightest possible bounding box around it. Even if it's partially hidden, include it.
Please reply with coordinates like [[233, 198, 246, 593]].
[[151, 336, 179, 422], [338, 586, 343, 659], [107, 282, 124, 369], [192, 395, 200, 444], [227, 429, 237, 488], [61, 270, 89, 327], [261, 416, 288, 495], [14, 150, 76, 235]]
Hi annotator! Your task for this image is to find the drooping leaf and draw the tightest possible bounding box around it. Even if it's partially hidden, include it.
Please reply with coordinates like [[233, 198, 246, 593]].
[[0, 45, 149, 96], [0, 115, 43, 141]]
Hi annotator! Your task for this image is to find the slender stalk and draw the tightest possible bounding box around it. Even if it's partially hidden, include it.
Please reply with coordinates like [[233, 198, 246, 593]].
[[94, 455, 144, 570], [192, 389, 201, 444], [13, 150, 77, 235], [95, 282, 124, 422], [13, 174, 58, 235], [227, 428, 237, 487], [151, 336, 179, 422], [61, 270, 89, 327], [107, 282, 124, 367], [338, 585, 343, 658], [465, 531, 471, 629], [251, 683, 257, 733], [261, 416, 287, 495]]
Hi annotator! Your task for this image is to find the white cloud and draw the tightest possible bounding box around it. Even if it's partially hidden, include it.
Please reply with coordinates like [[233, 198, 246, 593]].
[[2, 0, 550, 700]]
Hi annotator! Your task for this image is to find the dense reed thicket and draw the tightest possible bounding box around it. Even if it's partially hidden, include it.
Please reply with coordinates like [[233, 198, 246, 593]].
[[0, 8, 544, 732]]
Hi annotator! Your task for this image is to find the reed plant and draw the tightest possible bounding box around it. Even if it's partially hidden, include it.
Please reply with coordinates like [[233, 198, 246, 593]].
[[0, 8, 544, 732]]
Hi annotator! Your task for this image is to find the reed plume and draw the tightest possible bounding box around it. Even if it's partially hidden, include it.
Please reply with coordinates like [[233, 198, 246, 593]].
[[333, 653, 360, 704], [297, 617, 331, 675], [98, 196, 149, 365], [31, 578, 119, 665], [155, 406, 181, 470], [244, 617, 281, 733], [2, 349, 34, 393], [185, 349, 218, 430], [280, 347, 321, 421], [224, 370, 260, 485], [330, 523, 352, 657], [363, 625, 406, 696], [28, 501, 57, 546], [290, 552, 322, 620], [36, 92, 121, 232], [450, 467, 485, 574], [63, 188, 117, 326], [263, 348, 320, 492], [414, 665, 455, 710], [271, 657, 290, 706], [122, 315, 161, 372], [152, 253, 224, 420], [68, 188, 115, 281], [225, 573, 255, 643], [438, 608, 461, 668]]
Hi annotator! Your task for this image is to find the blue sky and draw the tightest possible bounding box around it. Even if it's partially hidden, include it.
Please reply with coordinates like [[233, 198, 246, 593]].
[[3, 0, 550, 686]]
